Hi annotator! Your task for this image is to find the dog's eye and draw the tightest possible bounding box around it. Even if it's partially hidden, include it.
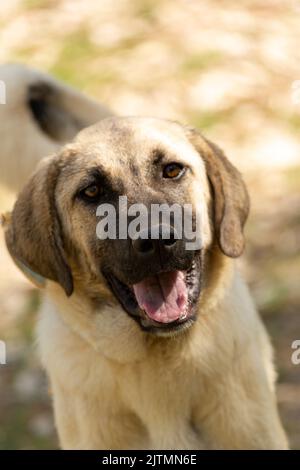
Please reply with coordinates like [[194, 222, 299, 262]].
[[81, 184, 102, 200], [163, 163, 185, 179]]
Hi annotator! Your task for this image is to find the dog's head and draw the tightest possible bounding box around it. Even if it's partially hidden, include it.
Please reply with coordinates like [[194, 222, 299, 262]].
[[4, 117, 249, 336]]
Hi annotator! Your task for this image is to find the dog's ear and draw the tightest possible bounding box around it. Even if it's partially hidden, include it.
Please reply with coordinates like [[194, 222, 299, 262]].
[[186, 128, 250, 258], [3, 156, 73, 295], [28, 82, 85, 143], [27, 80, 112, 143]]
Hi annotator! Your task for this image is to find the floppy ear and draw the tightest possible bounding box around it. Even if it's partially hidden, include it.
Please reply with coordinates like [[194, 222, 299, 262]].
[[186, 128, 250, 258], [3, 156, 73, 295]]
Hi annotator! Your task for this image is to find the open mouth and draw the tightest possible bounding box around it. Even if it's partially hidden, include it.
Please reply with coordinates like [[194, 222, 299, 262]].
[[103, 259, 201, 335]]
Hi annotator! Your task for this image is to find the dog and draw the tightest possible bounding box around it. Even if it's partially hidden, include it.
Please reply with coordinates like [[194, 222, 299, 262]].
[[0, 63, 112, 193], [2, 115, 288, 449]]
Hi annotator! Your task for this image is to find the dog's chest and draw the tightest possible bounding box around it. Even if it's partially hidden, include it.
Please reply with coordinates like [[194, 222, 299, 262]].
[[38, 303, 207, 449], [114, 360, 205, 449]]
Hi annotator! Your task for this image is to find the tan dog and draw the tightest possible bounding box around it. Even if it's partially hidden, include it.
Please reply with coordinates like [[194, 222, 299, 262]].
[[3, 117, 288, 449]]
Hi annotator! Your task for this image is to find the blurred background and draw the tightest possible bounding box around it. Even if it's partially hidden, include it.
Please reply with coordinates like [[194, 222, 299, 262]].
[[0, 0, 299, 449]]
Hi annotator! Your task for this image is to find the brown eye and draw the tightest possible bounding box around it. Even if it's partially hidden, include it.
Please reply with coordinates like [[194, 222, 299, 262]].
[[82, 184, 101, 199], [163, 163, 185, 179]]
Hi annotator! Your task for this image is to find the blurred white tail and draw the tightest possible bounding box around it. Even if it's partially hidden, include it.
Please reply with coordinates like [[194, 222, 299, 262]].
[[0, 63, 113, 193]]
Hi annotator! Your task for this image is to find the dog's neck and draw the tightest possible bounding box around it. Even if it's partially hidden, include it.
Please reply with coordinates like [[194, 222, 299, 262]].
[[42, 250, 236, 365]]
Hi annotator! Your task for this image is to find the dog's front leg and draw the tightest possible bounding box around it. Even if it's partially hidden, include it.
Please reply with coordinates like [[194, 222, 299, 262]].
[[51, 381, 149, 450], [191, 364, 288, 449]]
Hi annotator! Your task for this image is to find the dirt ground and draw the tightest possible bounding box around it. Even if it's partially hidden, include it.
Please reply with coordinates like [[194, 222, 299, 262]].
[[0, 0, 299, 449]]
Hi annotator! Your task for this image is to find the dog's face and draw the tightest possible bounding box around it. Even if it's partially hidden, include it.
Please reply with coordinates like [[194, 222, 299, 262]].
[[4, 117, 249, 337]]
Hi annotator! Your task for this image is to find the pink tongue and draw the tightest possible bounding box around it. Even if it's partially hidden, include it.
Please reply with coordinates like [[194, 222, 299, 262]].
[[133, 271, 188, 324]]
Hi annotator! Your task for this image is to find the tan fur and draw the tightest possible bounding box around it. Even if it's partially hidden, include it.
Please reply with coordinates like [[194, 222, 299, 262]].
[[0, 63, 112, 192], [3, 117, 288, 449]]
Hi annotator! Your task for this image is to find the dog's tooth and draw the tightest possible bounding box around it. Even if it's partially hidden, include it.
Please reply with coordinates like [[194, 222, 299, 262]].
[[180, 311, 187, 320]]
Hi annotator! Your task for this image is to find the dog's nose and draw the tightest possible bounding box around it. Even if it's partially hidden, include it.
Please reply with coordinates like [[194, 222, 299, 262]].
[[131, 225, 178, 255]]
